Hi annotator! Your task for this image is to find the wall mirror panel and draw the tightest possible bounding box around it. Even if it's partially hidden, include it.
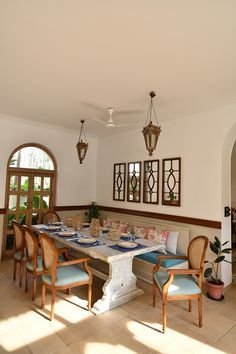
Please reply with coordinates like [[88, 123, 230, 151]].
[[113, 163, 126, 201], [143, 160, 159, 204], [162, 157, 181, 206], [127, 162, 141, 203]]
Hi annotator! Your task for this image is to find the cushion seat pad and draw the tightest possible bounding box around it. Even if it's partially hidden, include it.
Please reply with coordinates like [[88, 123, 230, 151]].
[[136, 251, 186, 268], [26, 256, 43, 272], [42, 265, 90, 286], [154, 271, 201, 296], [14, 250, 26, 261]]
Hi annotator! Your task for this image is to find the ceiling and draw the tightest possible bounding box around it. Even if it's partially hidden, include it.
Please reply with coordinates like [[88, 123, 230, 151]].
[[0, 1, 236, 137]]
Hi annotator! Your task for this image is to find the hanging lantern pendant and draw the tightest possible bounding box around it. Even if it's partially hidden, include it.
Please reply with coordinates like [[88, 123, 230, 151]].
[[142, 91, 161, 156], [76, 120, 88, 164]]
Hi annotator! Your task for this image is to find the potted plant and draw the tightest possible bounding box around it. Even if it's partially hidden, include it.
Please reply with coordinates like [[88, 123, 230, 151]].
[[86, 201, 100, 221], [204, 236, 232, 300]]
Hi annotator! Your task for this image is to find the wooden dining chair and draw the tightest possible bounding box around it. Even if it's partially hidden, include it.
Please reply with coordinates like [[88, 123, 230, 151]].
[[153, 235, 209, 333], [40, 210, 60, 224], [12, 220, 26, 287], [39, 233, 92, 320], [23, 225, 44, 301]]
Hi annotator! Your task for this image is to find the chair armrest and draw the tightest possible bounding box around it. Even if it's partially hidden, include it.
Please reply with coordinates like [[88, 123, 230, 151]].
[[57, 247, 69, 254], [167, 268, 201, 276], [57, 257, 90, 267]]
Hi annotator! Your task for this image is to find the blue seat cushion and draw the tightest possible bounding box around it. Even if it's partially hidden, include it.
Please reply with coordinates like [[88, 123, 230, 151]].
[[154, 271, 201, 296], [135, 251, 186, 268], [42, 264, 90, 286], [14, 250, 26, 261], [26, 256, 43, 272]]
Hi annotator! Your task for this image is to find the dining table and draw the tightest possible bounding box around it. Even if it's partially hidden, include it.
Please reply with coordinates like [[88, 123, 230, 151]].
[[32, 224, 161, 314]]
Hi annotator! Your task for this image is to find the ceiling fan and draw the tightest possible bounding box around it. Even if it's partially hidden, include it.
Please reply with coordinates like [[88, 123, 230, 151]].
[[92, 107, 139, 128]]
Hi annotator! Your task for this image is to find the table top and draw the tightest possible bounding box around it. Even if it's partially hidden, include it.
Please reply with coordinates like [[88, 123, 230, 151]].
[[32, 224, 161, 263]]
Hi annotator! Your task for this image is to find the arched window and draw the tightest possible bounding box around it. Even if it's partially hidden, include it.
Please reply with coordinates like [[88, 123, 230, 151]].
[[3, 143, 57, 255]]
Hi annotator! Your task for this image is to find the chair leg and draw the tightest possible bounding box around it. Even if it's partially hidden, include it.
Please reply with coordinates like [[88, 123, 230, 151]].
[[153, 282, 157, 308], [32, 276, 37, 301], [50, 289, 56, 321], [188, 299, 192, 312], [66, 288, 71, 295], [19, 262, 24, 287], [41, 284, 46, 309], [162, 301, 167, 334], [13, 260, 17, 282], [25, 270, 28, 293], [88, 283, 92, 310], [198, 296, 203, 327]]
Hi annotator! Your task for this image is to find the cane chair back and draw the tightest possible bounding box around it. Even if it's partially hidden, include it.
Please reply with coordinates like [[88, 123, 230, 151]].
[[188, 236, 208, 270], [40, 234, 58, 272], [40, 210, 60, 224], [12, 220, 26, 287], [39, 233, 92, 320], [153, 235, 209, 333]]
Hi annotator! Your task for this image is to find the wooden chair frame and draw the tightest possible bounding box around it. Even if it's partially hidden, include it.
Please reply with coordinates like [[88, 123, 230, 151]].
[[39, 210, 60, 224], [153, 235, 209, 333], [23, 225, 44, 301], [12, 220, 25, 287], [39, 233, 92, 320]]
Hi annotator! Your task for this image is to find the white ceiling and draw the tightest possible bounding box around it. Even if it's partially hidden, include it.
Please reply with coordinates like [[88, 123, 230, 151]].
[[0, 1, 236, 137]]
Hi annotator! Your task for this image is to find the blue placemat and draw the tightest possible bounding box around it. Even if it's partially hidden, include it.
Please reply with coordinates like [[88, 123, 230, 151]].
[[70, 239, 100, 248], [56, 233, 78, 240], [120, 236, 141, 241], [40, 228, 62, 233], [109, 243, 147, 252]]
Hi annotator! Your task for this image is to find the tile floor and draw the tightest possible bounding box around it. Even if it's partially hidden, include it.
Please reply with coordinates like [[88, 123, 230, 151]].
[[0, 259, 236, 354]]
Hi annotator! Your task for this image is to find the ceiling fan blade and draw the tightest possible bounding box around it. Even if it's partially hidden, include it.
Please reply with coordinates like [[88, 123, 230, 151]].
[[116, 109, 144, 116], [116, 122, 142, 128], [91, 117, 106, 125], [105, 121, 116, 128]]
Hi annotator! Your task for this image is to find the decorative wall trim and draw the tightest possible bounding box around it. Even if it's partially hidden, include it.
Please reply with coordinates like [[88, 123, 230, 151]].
[[98, 205, 221, 229], [1, 204, 221, 229], [54, 205, 88, 211]]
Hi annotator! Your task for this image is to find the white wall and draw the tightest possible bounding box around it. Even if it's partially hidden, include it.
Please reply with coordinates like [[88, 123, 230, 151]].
[[97, 103, 236, 221], [0, 115, 98, 206], [231, 143, 236, 207]]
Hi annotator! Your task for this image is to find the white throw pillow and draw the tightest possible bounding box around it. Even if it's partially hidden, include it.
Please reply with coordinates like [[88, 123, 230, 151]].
[[166, 231, 179, 254]]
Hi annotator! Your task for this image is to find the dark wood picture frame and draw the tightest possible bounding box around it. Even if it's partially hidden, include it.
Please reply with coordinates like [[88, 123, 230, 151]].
[[143, 159, 159, 204], [127, 161, 141, 203], [162, 157, 181, 206], [113, 163, 126, 201]]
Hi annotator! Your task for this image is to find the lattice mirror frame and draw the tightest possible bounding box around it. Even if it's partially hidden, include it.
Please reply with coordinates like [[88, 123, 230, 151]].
[[127, 161, 141, 203], [162, 157, 181, 206], [143, 159, 159, 204], [113, 163, 126, 201]]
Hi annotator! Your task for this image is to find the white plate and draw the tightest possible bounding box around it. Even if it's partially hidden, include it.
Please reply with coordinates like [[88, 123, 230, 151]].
[[52, 221, 62, 226], [77, 237, 96, 245], [46, 226, 61, 231], [118, 241, 137, 249], [58, 231, 76, 237]]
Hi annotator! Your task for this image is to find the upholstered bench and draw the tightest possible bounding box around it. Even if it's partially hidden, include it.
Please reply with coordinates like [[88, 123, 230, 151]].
[[132, 224, 190, 284], [136, 251, 187, 268]]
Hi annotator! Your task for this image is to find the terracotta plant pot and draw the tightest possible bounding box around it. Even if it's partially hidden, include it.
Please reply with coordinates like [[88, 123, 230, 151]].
[[207, 280, 224, 300]]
